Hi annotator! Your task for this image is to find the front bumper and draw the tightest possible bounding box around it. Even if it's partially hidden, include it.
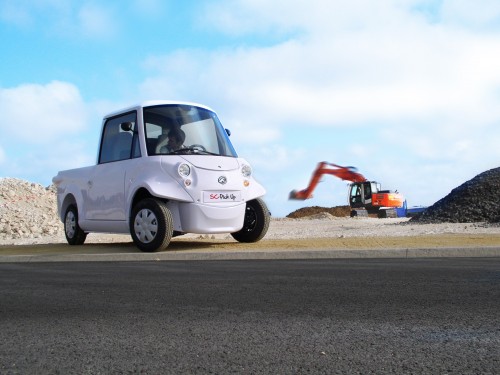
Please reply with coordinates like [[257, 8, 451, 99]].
[[177, 201, 246, 233]]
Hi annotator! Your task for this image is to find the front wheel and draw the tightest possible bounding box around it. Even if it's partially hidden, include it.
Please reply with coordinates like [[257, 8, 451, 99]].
[[130, 198, 173, 252], [64, 204, 87, 245], [231, 198, 270, 243]]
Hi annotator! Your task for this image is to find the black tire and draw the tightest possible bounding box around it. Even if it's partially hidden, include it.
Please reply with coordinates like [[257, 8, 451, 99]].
[[64, 204, 87, 245], [231, 198, 270, 243], [130, 198, 173, 252]]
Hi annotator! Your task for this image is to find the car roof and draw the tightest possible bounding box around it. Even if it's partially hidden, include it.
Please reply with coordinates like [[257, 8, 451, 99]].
[[103, 100, 214, 119]]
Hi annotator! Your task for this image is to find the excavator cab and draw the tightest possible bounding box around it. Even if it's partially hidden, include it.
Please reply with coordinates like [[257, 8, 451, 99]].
[[348, 181, 378, 209], [348, 181, 404, 217]]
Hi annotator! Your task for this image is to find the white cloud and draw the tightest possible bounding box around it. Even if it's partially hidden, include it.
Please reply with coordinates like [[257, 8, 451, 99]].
[[139, 0, 500, 173], [77, 3, 116, 39], [441, 0, 500, 28], [3, 0, 495, 214], [0, 81, 100, 185], [0, 81, 87, 143], [137, 0, 500, 216], [242, 144, 306, 170], [0, 1, 118, 40], [0, 1, 32, 27], [142, 7, 500, 128], [222, 117, 282, 145], [201, 0, 428, 36], [131, 0, 165, 18], [349, 144, 370, 158]]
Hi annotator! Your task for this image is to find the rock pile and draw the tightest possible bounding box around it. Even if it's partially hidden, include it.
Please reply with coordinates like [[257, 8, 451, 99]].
[[0, 178, 63, 241], [411, 167, 500, 223]]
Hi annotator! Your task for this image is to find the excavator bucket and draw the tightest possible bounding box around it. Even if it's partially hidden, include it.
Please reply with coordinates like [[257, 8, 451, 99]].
[[288, 189, 310, 200]]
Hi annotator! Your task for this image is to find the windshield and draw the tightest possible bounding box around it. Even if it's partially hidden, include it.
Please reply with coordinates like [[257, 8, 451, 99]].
[[143, 105, 237, 157]]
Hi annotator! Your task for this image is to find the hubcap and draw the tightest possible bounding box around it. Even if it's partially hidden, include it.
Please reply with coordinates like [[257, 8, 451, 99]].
[[65, 210, 76, 238], [134, 208, 158, 243], [242, 206, 257, 232]]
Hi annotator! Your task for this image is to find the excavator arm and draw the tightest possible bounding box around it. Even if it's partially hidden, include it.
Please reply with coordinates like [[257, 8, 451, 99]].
[[289, 162, 367, 200]]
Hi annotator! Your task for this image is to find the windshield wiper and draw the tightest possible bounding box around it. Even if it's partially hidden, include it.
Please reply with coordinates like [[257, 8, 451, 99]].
[[168, 147, 220, 156]]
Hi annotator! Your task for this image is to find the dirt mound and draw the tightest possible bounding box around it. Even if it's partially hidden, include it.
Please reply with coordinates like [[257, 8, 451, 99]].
[[287, 205, 351, 219], [411, 167, 500, 223]]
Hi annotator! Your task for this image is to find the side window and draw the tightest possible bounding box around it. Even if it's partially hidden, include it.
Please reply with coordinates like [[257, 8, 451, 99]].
[[132, 132, 141, 158], [145, 123, 162, 155], [99, 112, 138, 164], [350, 184, 361, 204], [364, 183, 371, 197]]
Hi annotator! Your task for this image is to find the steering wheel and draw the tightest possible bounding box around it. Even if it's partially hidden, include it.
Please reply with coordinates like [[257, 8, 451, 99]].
[[189, 144, 206, 152]]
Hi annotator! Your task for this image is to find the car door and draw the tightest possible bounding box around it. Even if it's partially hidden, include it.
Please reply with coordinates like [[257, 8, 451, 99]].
[[86, 112, 140, 221]]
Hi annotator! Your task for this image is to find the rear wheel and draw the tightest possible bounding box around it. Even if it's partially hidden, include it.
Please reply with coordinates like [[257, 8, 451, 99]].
[[64, 205, 87, 245], [231, 198, 270, 243], [130, 198, 173, 252]]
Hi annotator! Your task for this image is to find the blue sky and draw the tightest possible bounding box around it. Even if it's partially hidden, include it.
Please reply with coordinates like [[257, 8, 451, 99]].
[[1, 0, 499, 217]]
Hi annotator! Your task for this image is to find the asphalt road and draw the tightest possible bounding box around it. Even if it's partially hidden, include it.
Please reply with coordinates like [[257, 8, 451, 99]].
[[1, 258, 499, 374]]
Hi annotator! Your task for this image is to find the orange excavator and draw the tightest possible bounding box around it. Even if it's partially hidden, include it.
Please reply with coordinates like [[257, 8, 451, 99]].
[[289, 162, 405, 218]]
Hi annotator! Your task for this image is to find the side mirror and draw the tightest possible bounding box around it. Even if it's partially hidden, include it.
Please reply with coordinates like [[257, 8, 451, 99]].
[[121, 122, 133, 132], [225, 128, 231, 137]]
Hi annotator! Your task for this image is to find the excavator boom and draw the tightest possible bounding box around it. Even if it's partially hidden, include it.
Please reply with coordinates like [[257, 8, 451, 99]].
[[289, 161, 405, 217], [289, 162, 367, 200]]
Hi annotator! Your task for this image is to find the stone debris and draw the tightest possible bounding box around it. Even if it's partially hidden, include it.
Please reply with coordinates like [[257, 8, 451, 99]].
[[0, 178, 63, 241], [411, 167, 500, 224]]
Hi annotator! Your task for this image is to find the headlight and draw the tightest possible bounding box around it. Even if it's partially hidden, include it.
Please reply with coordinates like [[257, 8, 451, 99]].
[[178, 163, 191, 177], [241, 164, 252, 177]]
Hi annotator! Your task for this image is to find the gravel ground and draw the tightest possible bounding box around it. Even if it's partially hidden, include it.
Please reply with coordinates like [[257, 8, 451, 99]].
[[266, 214, 500, 239], [1, 177, 500, 250], [1, 213, 499, 250]]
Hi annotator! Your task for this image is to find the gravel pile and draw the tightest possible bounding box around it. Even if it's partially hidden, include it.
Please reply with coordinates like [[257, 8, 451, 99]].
[[411, 167, 500, 223], [0, 178, 63, 241]]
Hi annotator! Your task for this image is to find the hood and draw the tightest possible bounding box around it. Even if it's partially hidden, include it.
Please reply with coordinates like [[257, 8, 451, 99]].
[[179, 155, 240, 171]]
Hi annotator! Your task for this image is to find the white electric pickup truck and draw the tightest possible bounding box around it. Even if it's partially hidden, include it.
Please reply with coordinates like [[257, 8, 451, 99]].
[[52, 101, 270, 252]]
